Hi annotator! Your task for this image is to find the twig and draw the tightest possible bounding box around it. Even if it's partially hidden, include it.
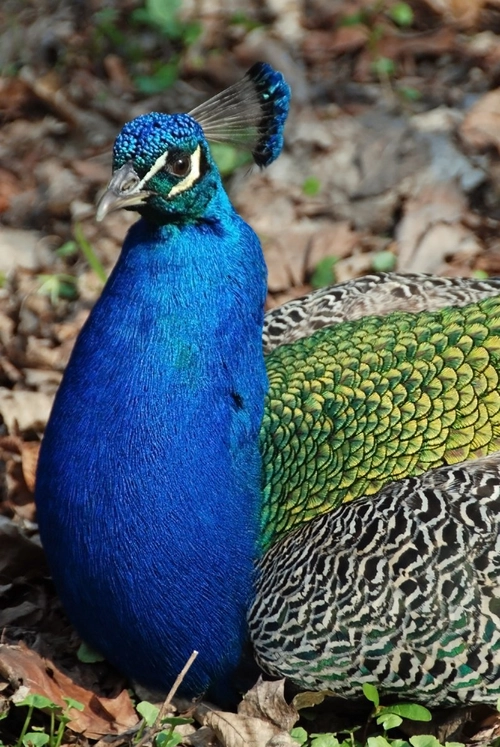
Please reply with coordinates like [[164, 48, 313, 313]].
[[134, 650, 199, 747], [154, 650, 199, 728]]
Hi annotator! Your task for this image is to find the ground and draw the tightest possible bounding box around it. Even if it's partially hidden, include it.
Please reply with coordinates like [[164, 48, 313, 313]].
[[3, 0, 500, 744]]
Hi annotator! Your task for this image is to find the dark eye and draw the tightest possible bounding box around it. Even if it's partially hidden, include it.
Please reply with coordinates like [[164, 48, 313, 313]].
[[167, 155, 191, 177]]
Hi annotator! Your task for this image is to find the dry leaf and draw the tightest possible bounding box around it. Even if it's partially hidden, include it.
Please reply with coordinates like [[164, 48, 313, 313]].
[[396, 182, 480, 274], [0, 515, 46, 581], [306, 223, 360, 274], [460, 88, 500, 153], [239, 678, 297, 732], [420, 0, 486, 27], [196, 704, 295, 747], [194, 679, 298, 747], [0, 388, 54, 433], [0, 643, 138, 738]]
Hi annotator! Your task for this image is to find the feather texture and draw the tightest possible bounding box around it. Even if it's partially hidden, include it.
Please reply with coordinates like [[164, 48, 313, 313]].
[[189, 62, 290, 166]]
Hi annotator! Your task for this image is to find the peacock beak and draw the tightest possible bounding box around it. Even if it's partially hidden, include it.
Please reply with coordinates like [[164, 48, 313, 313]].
[[96, 162, 153, 221]]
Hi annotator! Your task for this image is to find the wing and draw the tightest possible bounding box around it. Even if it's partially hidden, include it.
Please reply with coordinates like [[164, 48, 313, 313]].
[[261, 293, 500, 546], [263, 273, 500, 354], [251, 454, 500, 706]]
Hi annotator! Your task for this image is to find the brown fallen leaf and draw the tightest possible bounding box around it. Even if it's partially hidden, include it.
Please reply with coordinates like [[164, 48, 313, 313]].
[[302, 26, 368, 63], [196, 704, 296, 747], [419, 0, 486, 28], [0, 515, 46, 581], [195, 679, 298, 747], [396, 182, 480, 274], [460, 88, 500, 154], [0, 388, 54, 434], [306, 222, 360, 275], [0, 436, 38, 521], [239, 678, 297, 731], [0, 643, 138, 738], [20, 441, 40, 493]]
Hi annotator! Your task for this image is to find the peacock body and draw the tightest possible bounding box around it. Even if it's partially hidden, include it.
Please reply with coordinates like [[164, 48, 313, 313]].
[[35, 64, 500, 707]]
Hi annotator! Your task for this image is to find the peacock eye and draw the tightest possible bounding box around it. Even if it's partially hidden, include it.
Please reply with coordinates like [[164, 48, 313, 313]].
[[166, 154, 191, 177]]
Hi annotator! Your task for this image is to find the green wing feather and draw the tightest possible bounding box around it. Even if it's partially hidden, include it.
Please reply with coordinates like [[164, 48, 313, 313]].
[[260, 295, 500, 548]]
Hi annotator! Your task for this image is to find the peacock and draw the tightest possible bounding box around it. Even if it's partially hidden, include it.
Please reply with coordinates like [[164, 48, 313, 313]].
[[35, 63, 500, 709]]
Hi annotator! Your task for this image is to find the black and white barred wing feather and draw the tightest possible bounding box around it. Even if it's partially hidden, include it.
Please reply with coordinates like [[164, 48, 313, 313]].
[[250, 455, 500, 706]]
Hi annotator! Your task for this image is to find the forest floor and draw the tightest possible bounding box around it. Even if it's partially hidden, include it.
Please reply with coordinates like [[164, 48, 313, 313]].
[[3, 0, 500, 744]]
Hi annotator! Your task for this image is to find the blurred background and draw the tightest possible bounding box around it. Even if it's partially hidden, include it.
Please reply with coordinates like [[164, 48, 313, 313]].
[[3, 0, 500, 738]]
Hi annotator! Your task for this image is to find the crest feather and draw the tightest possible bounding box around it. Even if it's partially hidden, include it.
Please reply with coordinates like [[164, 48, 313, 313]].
[[189, 62, 291, 167]]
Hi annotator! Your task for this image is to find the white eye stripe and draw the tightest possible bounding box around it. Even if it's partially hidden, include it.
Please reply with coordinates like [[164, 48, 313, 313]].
[[168, 146, 201, 197], [135, 145, 202, 196], [136, 150, 170, 190]]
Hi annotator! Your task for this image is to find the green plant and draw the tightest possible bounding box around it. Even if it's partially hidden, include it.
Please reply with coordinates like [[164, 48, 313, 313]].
[[130, 0, 201, 93], [210, 143, 252, 177], [132, 0, 200, 43], [372, 250, 397, 272], [73, 223, 107, 284], [303, 177, 322, 197], [37, 274, 78, 304], [289, 684, 469, 747], [339, 1, 415, 85], [12, 694, 83, 747], [311, 257, 338, 289], [135, 701, 192, 747]]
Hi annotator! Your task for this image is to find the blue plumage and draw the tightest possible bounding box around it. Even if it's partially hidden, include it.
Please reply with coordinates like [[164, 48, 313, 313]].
[[35, 64, 289, 698]]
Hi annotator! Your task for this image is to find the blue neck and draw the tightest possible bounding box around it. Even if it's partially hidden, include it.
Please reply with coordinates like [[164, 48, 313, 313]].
[[36, 189, 268, 696]]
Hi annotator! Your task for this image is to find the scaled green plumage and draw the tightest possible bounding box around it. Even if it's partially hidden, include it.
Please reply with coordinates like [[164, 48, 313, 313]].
[[261, 295, 500, 547]]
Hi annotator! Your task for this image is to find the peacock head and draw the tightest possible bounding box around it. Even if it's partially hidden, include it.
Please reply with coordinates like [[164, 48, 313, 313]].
[[96, 63, 291, 225]]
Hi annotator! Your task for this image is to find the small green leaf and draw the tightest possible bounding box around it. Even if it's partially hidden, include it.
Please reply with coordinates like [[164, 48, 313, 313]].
[[62, 697, 84, 712], [155, 731, 183, 747], [291, 727, 309, 745], [367, 737, 392, 747], [311, 257, 337, 289], [74, 223, 107, 284], [362, 682, 379, 707], [210, 143, 251, 176], [398, 86, 421, 101], [473, 269, 489, 280], [311, 734, 340, 747], [386, 704, 432, 722], [22, 733, 50, 747], [134, 62, 179, 94], [77, 641, 105, 663], [372, 56, 396, 78], [160, 716, 193, 727], [302, 176, 321, 197], [376, 713, 403, 730], [372, 250, 396, 272], [136, 701, 159, 727], [339, 12, 365, 26], [37, 274, 78, 304], [15, 695, 58, 711], [389, 2, 414, 26], [409, 736, 441, 747], [56, 240, 78, 258]]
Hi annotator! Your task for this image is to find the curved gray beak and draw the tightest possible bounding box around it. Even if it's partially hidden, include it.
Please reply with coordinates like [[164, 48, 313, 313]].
[[96, 163, 153, 221]]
